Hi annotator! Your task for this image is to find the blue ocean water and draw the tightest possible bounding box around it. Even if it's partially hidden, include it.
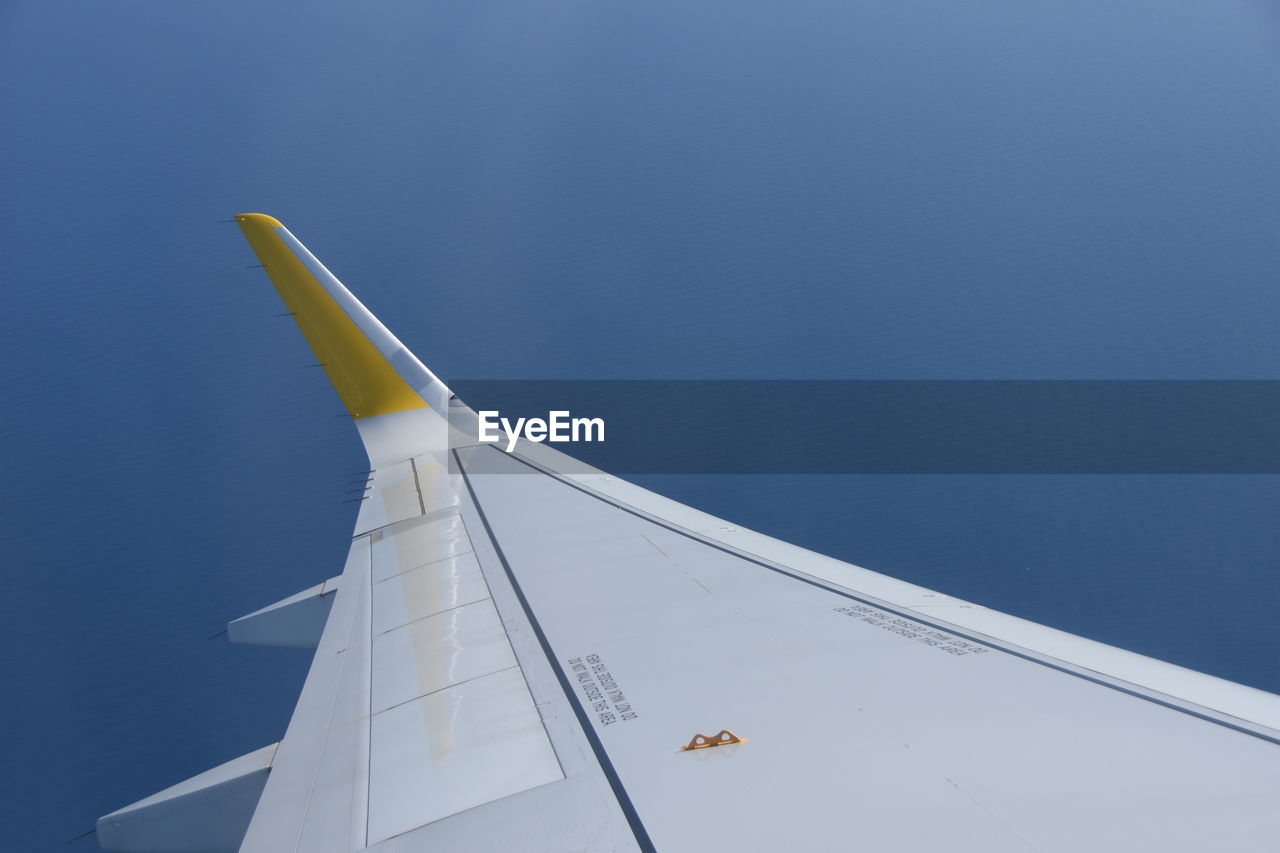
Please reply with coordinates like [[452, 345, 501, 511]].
[[1, 0, 1276, 848]]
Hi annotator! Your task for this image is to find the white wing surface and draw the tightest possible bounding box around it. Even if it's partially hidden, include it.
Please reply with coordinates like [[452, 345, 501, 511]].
[[97, 216, 1280, 853]]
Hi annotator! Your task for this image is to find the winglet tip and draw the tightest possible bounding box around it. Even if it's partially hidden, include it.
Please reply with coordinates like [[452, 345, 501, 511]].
[[234, 212, 284, 228]]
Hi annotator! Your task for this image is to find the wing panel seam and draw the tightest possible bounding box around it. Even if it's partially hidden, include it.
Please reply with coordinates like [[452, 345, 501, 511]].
[[454, 449, 658, 853]]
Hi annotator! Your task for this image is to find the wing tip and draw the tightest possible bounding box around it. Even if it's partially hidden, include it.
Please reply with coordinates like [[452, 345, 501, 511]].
[[235, 212, 284, 228]]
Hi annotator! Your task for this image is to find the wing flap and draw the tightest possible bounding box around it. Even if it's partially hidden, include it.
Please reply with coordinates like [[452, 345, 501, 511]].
[[240, 431, 568, 851], [368, 667, 563, 843], [354, 459, 425, 535]]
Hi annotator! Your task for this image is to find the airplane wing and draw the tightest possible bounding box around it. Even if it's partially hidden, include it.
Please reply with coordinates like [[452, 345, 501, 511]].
[[97, 215, 1280, 852]]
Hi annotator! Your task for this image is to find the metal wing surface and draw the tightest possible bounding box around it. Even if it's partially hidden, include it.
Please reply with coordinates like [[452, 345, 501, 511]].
[[97, 216, 1280, 853]]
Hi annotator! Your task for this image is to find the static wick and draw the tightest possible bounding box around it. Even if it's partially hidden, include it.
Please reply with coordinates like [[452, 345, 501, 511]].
[[65, 826, 97, 844]]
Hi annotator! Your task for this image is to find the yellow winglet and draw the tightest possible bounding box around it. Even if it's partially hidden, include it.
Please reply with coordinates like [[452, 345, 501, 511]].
[[235, 213, 428, 419]]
